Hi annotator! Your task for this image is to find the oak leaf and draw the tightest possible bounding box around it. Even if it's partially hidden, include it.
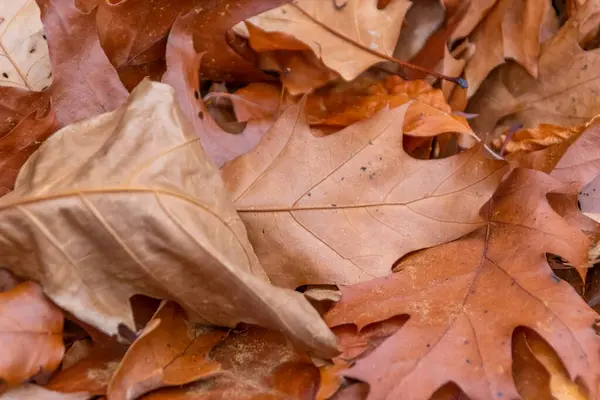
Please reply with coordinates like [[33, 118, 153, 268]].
[[0, 79, 336, 357], [221, 101, 507, 288], [163, 13, 272, 167], [107, 301, 226, 400], [0, 282, 64, 387], [468, 20, 600, 136], [240, 0, 411, 81], [1, 384, 89, 400], [143, 327, 320, 400], [324, 169, 600, 399], [0, 0, 52, 91]]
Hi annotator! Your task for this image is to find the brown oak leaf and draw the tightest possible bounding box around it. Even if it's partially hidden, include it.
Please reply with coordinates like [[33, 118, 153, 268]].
[[324, 169, 600, 399], [0, 80, 337, 357], [221, 101, 507, 288], [0, 282, 64, 387], [107, 301, 226, 400]]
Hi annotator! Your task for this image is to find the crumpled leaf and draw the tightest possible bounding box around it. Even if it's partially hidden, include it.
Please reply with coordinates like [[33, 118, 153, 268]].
[[0, 79, 337, 358], [143, 327, 320, 400], [190, 0, 292, 82], [45, 338, 126, 396], [1, 384, 89, 400], [492, 123, 585, 154], [221, 101, 507, 288], [239, 0, 411, 81], [464, 0, 553, 97], [107, 301, 226, 400], [0, 0, 52, 91], [0, 106, 56, 195], [0, 282, 64, 386], [468, 19, 600, 136], [324, 169, 600, 400], [163, 12, 272, 167]]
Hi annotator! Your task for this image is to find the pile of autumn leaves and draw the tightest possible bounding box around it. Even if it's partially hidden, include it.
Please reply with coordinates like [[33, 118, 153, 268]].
[[1, 0, 600, 399]]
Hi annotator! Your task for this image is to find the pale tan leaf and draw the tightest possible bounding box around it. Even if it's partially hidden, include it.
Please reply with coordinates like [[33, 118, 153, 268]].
[[0, 0, 51, 91], [0, 79, 337, 358]]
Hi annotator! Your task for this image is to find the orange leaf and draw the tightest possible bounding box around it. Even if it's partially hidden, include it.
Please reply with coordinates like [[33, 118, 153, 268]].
[[0, 282, 64, 386], [107, 302, 225, 400]]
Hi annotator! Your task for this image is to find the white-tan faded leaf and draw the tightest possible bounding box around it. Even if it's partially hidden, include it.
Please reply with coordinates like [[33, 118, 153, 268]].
[[236, 0, 411, 81], [0, 79, 337, 358], [0, 0, 51, 91], [0, 384, 89, 400]]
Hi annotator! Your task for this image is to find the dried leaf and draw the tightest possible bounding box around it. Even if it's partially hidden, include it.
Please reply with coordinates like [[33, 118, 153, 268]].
[[192, 0, 293, 82], [143, 327, 320, 400], [204, 83, 281, 122], [221, 101, 506, 288], [241, 0, 411, 81], [325, 169, 600, 399], [0, 0, 52, 91], [0, 282, 64, 386], [45, 339, 125, 396], [107, 302, 225, 400], [0, 106, 56, 195], [494, 123, 584, 154], [163, 13, 272, 167], [96, 0, 199, 69], [0, 384, 89, 400], [38, 0, 128, 128], [468, 20, 600, 136], [0, 80, 337, 358]]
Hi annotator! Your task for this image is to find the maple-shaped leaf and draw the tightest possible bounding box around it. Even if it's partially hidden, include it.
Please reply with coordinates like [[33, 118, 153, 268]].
[[239, 0, 410, 81], [107, 301, 226, 400], [468, 19, 600, 136], [0, 282, 64, 386], [0, 0, 52, 91], [0, 79, 336, 358], [221, 102, 507, 288], [325, 169, 600, 400], [0, 106, 56, 195], [163, 12, 272, 167], [143, 327, 320, 400]]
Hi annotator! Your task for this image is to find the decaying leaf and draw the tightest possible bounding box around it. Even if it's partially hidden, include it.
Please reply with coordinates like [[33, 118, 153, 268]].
[[238, 0, 411, 81], [107, 301, 225, 400], [468, 20, 600, 137], [0, 79, 337, 357], [0, 106, 56, 195], [0, 282, 64, 387], [493, 123, 585, 155], [325, 169, 600, 399], [164, 13, 272, 167], [0, 0, 52, 91], [222, 101, 506, 288], [143, 327, 320, 400]]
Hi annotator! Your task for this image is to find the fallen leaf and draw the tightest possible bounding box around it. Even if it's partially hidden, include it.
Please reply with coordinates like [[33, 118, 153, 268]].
[[317, 361, 348, 400], [191, 0, 293, 82], [0, 106, 56, 195], [107, 301, 226, 400], [392, 0, 445, 62], [0, 0, 52, 91], [0, 282, 64, 386], [38, 0, 129, 128], [468, 20, 600, 137], [96, 0, 198, 69], [221, 101, 506, 288], [0, 384, 89, 400], [204, 83, 281, 123], [493, 123, 584, 155], [143, 327, 320, 400], [324, 169, 600, 399], [464, 0, 551, 97], [163, 12, 272, 167], [0, 79, 337, 358], [45, 339, 126, 396], [241, 0, 411, 81], [512, 330, 554, 400]]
